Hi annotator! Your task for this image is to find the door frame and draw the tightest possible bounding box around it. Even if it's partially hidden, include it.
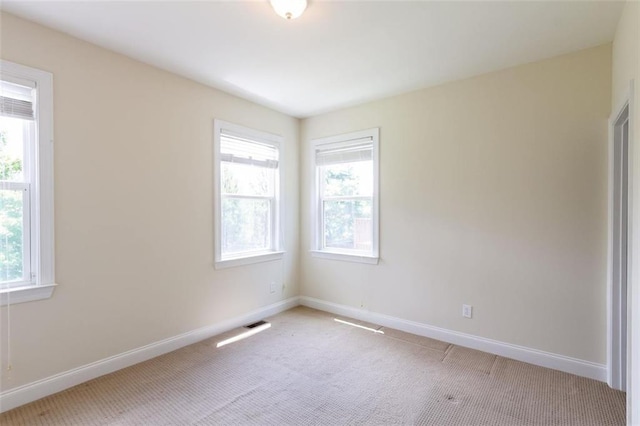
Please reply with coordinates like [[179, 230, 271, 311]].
[[608, 81, 634, 392]]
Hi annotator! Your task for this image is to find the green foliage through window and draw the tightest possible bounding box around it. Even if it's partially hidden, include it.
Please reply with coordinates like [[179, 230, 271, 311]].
[[321, 162, 373, 251], [219, 133, 278, 257], [0, 125, 26, 282]]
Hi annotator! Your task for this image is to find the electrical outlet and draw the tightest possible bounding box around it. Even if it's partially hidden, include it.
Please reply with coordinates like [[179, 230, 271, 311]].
[[462, 304, 472, 319], [269, 282, 276, 294]]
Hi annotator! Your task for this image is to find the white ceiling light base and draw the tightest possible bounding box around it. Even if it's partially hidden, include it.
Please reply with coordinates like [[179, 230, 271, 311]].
[[270, 0, 307, 20]]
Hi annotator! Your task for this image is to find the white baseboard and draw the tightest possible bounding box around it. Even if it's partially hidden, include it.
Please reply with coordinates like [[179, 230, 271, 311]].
[[1, 294, 606, 414], [0, 296, 300, 413], [299, 296, 606, 382]]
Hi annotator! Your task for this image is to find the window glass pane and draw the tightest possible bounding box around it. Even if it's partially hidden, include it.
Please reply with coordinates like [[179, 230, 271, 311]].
[[222, 197, 271, 254], [0, 188, 24, 282], [222, 162, 275, 196], [321, 161, 373, 197], [0, 116, 25, 182], [323, 199, 372, 251]]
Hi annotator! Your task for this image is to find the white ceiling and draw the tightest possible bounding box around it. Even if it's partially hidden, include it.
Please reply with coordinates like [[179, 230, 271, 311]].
[[1, 1, 624, 118]]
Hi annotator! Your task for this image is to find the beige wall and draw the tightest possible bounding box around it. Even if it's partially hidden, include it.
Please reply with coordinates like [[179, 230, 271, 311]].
[[301, 45, 612, 364], [611, 1, 639, 423], [0, 12, 299, 391], [612, 1, 638, 111], [0, 6, 620, 399]]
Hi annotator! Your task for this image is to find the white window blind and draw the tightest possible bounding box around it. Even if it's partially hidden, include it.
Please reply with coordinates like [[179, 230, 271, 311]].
[[221, 132, 279, 169], [0, 80, 34, 121], [315, 138, 373, 166]]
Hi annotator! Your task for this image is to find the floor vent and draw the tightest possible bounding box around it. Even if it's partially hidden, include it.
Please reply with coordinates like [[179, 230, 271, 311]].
[[245, 320, 268, 329]]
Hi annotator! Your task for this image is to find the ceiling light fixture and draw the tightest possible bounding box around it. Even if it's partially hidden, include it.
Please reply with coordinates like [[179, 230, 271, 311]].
[[270, 0, 307, 20]]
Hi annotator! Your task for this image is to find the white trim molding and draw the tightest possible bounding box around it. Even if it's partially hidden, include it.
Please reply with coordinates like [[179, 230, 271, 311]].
[[300, 296, 606, 382], [0, 284, 56, 306], [215, 251, 285, 270], [309, 250, 379, 265], [0, 296, 300, 413], [0, 294, 608, 414], [607, 80, 634, 392], [619, 78, 638, 426], [0, 60, 55, 304]]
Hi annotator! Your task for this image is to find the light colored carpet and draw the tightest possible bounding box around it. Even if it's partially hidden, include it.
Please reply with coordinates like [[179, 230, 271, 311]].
[[0, 306, 626, 425]]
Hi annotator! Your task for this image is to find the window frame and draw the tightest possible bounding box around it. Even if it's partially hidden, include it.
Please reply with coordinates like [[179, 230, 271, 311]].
[[310, 128, 379, 264], [213, 119, 284, 269], [0, 60, 56, 306]]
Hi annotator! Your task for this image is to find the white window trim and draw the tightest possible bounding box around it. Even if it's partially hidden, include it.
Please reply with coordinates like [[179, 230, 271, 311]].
[[310, 128, 380, 265], [0, 60, 56, 306], [213, 119, 284, 269]]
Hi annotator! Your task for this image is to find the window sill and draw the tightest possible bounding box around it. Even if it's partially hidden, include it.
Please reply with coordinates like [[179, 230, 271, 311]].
[[0, 283, 57, 306], [215, 251, 285, 270], [310, 250, 379, 265]]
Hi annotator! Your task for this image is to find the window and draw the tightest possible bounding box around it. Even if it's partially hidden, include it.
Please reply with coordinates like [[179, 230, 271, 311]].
[[0, 60, 55, 305], [311, 128, 379, 264], [213, 120, 284, 269]]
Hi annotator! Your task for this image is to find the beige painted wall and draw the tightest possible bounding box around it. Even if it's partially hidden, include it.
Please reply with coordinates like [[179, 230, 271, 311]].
[[611, 1, 639, 423], [301, 45, 612, 364], [0, 12, 299, 391], [0, 6, 620, 399]]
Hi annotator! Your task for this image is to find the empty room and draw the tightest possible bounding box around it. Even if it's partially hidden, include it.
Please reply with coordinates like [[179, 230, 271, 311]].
[[0, 0, 638, 424]]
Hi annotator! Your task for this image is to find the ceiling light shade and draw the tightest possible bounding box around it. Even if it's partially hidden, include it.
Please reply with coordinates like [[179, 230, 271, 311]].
[[270, 0, 307, 20]]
